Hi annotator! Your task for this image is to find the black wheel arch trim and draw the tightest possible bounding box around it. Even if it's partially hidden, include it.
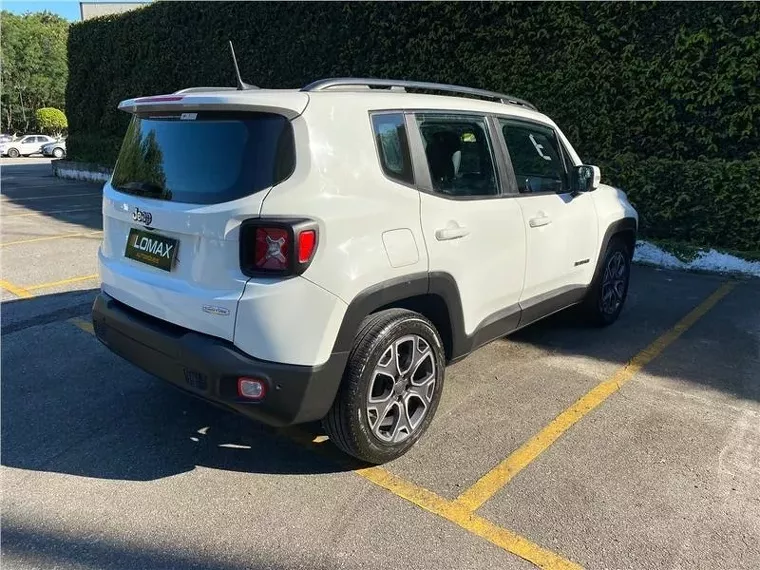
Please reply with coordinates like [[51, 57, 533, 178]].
[[332, 271, 547, 365], [590, 217, 637, 285]]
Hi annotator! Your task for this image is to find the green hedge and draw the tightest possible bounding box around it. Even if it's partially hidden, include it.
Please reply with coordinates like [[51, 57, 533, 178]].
[[66, 1, 760, 250], [603, 156, 760, 251]]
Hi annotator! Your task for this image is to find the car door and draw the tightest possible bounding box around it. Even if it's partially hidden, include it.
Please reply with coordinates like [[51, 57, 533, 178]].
[[497, 117, 598, 307], [410, 112, 527, 346], [18, 136, 36, 154]]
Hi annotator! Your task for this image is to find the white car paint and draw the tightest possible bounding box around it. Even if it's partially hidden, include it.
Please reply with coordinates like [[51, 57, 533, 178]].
[[1, 135, 56, 156], [99, 86, 637, 367]]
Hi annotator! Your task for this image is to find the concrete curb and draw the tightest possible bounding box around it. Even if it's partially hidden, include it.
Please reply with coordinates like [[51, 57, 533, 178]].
[[52, 159, 112, 183]]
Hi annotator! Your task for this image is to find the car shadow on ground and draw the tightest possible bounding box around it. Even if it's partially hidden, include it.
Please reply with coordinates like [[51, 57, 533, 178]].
[[1, 522, 334, 570], [0, 161, 104, 232], [1, 290, 361, 482], [2, 268, 758, 483]]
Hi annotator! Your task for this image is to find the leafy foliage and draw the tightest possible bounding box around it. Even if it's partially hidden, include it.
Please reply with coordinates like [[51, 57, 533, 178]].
[[65, 1, 760, 250], [604, 156, 760, 251], [1, 11, 69, 134], [34, 107, 68, 135]]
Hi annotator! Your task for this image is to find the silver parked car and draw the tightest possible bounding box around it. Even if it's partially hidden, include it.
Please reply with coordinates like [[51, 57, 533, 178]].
[[42, 139, 66, 159], [0, 135, 56, 157]]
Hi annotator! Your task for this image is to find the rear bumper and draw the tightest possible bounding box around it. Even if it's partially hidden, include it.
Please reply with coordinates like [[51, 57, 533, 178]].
[[91, 292, 347, 426]]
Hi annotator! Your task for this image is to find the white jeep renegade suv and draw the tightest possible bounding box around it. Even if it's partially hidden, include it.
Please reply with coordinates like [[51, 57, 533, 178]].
[[92, 78, 638, 464]]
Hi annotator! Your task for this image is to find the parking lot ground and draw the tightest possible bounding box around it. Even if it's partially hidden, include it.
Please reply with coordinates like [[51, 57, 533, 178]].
[[2, 161, 759, 570]]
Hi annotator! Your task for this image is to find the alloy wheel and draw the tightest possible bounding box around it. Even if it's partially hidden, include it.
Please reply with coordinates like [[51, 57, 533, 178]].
[[601, 251, 627, 315], [366, 334, 436, 443]]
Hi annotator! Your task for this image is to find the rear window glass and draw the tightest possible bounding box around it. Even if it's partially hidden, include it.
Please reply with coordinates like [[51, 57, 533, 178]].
[[111, 111, 294, 204]]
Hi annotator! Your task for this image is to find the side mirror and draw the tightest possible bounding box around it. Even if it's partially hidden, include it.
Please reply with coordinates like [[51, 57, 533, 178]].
[[572, 165, 601, 194]]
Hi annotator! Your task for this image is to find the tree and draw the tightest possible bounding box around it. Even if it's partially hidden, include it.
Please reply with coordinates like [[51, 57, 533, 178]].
[[0, 11, 69, 134], [35, 107, 68, 136]]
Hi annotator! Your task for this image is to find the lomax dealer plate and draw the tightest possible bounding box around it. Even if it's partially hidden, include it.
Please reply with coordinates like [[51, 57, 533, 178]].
[[124, 228, 178, 271]]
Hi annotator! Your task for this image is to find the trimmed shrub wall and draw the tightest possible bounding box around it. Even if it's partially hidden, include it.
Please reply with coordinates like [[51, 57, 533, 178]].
[[66, 1, 760, 250]]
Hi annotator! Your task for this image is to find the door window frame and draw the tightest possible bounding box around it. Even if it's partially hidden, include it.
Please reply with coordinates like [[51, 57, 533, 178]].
[[404, 110, 513, 201]]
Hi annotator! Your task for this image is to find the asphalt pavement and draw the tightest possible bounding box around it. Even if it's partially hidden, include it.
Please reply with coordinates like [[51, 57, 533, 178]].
[[2, 159, 759, 570]]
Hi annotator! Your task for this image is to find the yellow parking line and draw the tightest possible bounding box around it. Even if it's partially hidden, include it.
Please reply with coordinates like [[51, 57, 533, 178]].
[[2, 207, 101, 218], [2, 192, 101, 201], [355, 466, 582, 570], [26, 274, 99, 291], [282, 429, 580, 569], [70, 313, 578, 568], [64, 281, 736, 568], [0, 231, 102, 247], [454, 280, 737, 513], [69, 316, 94, 335], [0, 279, 32, 299]]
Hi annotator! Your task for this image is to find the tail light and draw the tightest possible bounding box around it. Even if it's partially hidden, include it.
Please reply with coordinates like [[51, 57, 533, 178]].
[[240, 219, 319, 277]]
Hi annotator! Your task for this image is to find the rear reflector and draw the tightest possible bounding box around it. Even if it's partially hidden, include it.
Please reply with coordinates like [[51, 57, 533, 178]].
[[298, 230, 317, 263], [238, 378, 266, 400]]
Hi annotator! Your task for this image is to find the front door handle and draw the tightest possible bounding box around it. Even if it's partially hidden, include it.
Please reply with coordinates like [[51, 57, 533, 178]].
[[528, 215, 552, 228], [435, 226, 470, 241]]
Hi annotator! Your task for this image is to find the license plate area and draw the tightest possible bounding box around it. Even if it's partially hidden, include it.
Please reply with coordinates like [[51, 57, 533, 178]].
[[124, 228, 178, 271]]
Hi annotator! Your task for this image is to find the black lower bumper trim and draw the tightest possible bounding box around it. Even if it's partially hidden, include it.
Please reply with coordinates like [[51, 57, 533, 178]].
[[91, 293, 347, 426]]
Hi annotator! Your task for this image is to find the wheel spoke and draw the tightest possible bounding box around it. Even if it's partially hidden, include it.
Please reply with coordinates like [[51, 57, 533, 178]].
[[375, 345, 398, 378], [367, 397, 396, 440], [407, 375, 435, 404], [392, 401, 413, 442], [395, 337, 415, 376]]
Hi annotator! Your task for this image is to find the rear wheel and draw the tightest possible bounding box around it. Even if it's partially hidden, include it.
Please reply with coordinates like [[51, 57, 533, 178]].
[[7, 148, 19, 158], [580, 238, 631, 326], [323, 308, 445, 464]]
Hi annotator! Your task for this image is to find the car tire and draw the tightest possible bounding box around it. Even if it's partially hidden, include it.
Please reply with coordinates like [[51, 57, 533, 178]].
[[580, 237, 632, 326], [323, 308, 445, 464], [53, 148, 64, 158], [7, 148, 19, 158]]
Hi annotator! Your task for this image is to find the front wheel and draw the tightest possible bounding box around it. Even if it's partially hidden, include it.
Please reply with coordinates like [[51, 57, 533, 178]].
[[53, 148, 64, 158], [580, 238, 632, 326], [323, 308, 445, 464]]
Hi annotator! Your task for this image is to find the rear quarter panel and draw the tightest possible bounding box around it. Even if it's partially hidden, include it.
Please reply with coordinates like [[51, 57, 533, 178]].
[[259, 97, 428, 305]]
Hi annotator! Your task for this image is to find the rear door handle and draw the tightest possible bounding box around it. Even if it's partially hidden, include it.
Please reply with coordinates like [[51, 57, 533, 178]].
[[528, 216, 552, 228], [435, 226, 470, 241]]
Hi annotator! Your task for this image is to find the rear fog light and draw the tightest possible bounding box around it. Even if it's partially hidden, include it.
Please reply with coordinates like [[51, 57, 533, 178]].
[[238, 377, 267, 400]]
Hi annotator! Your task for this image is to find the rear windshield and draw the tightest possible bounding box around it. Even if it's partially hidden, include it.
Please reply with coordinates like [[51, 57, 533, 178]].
[[111, 111, 295, 204]]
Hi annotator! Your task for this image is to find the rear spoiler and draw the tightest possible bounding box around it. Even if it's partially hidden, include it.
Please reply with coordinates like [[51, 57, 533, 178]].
[[117, 91, 310, 120]]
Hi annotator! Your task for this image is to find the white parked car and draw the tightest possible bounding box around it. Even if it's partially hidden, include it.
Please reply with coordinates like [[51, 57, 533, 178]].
[[92, 78, 638, 463], [1, 134, 56, 157], [42, 139, 66, 158]]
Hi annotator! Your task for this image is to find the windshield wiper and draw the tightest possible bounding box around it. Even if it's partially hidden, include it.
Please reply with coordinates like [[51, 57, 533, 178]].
[[115, 181, 172, 200]]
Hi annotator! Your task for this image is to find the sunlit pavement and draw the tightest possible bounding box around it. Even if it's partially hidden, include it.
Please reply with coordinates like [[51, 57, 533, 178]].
[[2, 161, 759, 570]]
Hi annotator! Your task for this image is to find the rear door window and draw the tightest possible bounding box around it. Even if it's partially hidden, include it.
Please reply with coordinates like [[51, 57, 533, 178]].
[[416, 114, 499, 198], [111, 111, 295, 204]]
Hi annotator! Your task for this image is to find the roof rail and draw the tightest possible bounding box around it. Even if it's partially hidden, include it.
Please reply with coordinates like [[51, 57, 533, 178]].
[[301, 78, 537, 111]]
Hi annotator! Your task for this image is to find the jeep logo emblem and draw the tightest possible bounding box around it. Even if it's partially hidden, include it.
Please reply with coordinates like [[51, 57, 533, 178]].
[[132, 207, 152, 226]]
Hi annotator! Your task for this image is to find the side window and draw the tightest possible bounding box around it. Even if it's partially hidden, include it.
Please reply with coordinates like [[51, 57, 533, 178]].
[[371, 113, 414, 185], [416, 114, 498, 198], [500, 119, 568, 194]]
